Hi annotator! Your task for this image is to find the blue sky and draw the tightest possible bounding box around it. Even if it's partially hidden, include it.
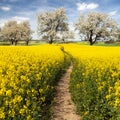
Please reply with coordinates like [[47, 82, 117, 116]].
[[0, 0, 120, 39]]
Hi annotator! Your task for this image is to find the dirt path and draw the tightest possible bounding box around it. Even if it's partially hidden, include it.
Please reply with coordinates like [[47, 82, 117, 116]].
[[52, 63, 80, 120]]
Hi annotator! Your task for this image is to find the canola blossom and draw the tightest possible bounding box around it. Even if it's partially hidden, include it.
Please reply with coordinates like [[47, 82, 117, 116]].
[[0, 45, 70, 120], [63, 44, 120, 120], [0, 44, 120, 120]]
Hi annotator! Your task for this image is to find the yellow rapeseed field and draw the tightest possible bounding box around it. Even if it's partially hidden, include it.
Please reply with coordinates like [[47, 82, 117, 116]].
[[0, 45, 70, 120], [63, 44, 120, 120], [0, 43, 120, 120]]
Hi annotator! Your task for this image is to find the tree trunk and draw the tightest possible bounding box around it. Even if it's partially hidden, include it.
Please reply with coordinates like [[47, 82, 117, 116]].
[[92, 35, 98, 45], [11, 40, 14, 45], [89, 37, 93, 45], [88, 30, 98, 45], [62, 38, 65, 43], [15, 40, 18, 46], [89, 30, 93, 45], [26, 40, 29, 46], [49, 36, 53, 44]]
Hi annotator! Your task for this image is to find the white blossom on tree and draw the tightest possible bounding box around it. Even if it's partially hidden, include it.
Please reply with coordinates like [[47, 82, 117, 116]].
[[75, 12, 117, 45], [1, 21, 18, 45], [37, 7, 68, 44], [61, 31, 74, 42], [19, 21, 33, 45], [1, 20, 32, 45]]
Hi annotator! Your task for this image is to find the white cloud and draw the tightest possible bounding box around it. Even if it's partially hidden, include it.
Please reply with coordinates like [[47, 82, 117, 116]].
[[87, 3, 99, 9], [0, 16, 30, 28], [0, 6, 11, 11], [0, 19, 8, 27], [11, 16, 30, 23], [77, 2, 99, 11], [109, 11, 117, 16]]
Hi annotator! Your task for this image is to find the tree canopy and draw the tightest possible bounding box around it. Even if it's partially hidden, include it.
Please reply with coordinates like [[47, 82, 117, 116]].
[[1, 20, 32, 45], [0, 8, 119, 45], [75, 12, 117, 45], [37, 7, 68, 44]]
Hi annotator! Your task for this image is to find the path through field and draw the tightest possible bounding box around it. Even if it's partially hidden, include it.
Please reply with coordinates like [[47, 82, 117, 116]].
[[53, 63, 80, 120]]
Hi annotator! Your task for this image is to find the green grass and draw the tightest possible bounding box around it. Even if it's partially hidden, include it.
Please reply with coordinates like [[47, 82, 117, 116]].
[[0, 40, 120, 47], [75, 41, 120, 47], [91, 41, 120, 46], [0, 40, 46, 46]]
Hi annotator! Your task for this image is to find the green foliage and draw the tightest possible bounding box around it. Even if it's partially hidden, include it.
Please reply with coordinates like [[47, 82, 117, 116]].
[[70, 59, 120, 120]]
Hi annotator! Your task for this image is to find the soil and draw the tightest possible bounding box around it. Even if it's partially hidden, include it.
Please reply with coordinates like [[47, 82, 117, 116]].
[[52, 63, 80, 120]]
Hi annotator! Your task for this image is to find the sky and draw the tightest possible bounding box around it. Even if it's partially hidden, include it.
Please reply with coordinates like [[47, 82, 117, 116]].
[[0, 0, 120, 39]]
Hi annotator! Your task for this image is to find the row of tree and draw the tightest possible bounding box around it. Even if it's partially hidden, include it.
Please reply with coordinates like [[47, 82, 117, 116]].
[[37, 8, 118, 45], [0, 21, 32, 45], [0, 7, 119, 45]]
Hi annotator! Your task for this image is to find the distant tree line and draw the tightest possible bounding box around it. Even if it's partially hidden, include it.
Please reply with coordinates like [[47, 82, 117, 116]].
[[37, 8, 120, 45], [0, 7, 120, 45], [0, 21, 32, 45]]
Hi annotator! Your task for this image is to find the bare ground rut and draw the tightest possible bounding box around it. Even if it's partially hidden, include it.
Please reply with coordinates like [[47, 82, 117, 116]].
[[52, 63, 80, 120]]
